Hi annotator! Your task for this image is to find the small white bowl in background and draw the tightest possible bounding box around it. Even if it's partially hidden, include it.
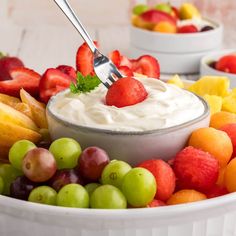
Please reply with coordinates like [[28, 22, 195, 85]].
[[129, 19, 223, 74], [200, 49, 236, 88]]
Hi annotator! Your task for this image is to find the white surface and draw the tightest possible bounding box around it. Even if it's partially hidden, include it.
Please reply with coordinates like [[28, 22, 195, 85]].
[[200, 49, 236, 88]]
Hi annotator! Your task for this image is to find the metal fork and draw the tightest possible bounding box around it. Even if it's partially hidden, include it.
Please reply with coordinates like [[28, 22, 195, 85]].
[[54, 0, 123, 88]]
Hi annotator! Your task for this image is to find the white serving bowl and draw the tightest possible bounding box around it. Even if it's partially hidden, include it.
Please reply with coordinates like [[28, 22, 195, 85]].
[[200, 49, 236, 88], [1, 192, 236, 236], [129, 19, 223, 74], [130, 45, 221, 74], [46, 90, 209, 166]]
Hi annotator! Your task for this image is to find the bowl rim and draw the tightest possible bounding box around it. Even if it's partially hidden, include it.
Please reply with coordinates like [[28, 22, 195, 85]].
[[1, 191, 236, 219], [47, 89, 209, 136], [130, 17, 223, 37], [201, 48, 236, 78]]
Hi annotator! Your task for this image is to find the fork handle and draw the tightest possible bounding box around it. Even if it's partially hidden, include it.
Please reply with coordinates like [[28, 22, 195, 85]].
[[54, 0, 97, 53]]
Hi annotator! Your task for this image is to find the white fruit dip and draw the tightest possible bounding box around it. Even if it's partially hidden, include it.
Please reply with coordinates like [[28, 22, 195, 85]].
[[49, 78, 205, 132]]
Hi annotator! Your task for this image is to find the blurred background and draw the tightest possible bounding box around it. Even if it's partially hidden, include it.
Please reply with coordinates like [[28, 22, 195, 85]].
[[0, 0, 235, 73]]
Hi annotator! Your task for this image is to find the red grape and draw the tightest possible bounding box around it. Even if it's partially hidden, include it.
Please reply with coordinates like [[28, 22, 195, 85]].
[[78, 147, 110, 182], [49, 169, 84, 192], [10, 176, 38, 200], [22, 148, 57, 182]]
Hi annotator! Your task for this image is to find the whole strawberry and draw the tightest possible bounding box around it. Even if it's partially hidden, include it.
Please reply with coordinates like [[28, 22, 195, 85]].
[[0, 53, 24, 81], [173, 146, 219, 191]]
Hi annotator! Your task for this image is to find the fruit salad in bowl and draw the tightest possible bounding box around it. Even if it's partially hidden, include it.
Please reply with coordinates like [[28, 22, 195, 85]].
[[201, 50, 236, 88], [132, 2, 215, 34], [129, 2, 223, 74]]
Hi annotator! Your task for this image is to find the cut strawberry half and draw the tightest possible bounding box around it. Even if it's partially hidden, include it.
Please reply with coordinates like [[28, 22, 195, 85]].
[[0, 68, 40, 97], [105, 77, 148, 108], [178, 24, 198, 33], [120, 55, 133, 69], [39, 68, 74, 103], [0, 55, 24, 81], [118, 66, 134, 77], [131, 55, 160, 79], [56, 65, 77, 81], [108, 50, 121, 67], [76, 41, 98, 76]]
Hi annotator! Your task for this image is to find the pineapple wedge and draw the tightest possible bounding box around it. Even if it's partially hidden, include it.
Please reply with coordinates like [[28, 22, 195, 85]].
[[0, 93, 21, 107], [0, 121, 41, 147], [14, 103, 34, 120], [167, 75, 184, 88], [0, 101, 38, 131], [203, 94, 223, 115], [222, 88, 236, 113], [20, 89, 48, 129], [188, 76, 230, 97]]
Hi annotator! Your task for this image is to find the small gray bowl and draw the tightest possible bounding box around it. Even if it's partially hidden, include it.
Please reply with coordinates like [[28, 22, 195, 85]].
[[46, 93, 210, 166]]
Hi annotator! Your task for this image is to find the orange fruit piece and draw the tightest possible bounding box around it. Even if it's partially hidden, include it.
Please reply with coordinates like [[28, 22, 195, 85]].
[[216, 167, 226, 187], [153, 21, 177, 33], [167, 189, 206, 205], [224, 158, 236, 192], [20, 89, 48, 129], [210, 111, 236, 129], [188, 127, 233, 167], [14, 102, 34, 120]]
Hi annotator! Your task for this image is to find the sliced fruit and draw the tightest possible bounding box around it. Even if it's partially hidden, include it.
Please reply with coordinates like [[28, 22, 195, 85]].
[[105, 77, 148, 108], [20, 89, 48, 129], [0, 121, 41, 147], [222, 88, 236, 113], [131, 55, 160, 79], [132, 15, 154, 30], [0, 68, 41, 97], [167, 74, 184, 88], [14, 102, 34, 120], [39, 68, 74, 103], [155, 3, 172, 14], [179, 3, 201, 20], [0, 54, 24, 81], [188, 76, 230, 97], [56, 65, 77, 80], [118, 66, 134, 77], [203, 94, 222, 115], [0, 101, 38, 131], [140, 9, 177, 25], [215, 55, 236, 74], [0, 93, 21, 107], [76, 41, 98, 76], [153, 21, 177, 33], [108, 50, 121, 67], [167, 190, 206, 205], [132, 4, 149, 15], [178, 24, 198, 33]]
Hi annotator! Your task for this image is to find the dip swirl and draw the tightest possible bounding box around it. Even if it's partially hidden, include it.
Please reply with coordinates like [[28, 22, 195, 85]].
[[49, 78, 205, 132]]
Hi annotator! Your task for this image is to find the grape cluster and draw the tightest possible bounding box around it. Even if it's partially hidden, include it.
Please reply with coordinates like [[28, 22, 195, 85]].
[[0, 138, 157, 209]]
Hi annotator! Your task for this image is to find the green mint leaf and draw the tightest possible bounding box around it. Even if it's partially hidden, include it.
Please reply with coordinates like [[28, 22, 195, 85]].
[[70, 72, 101, 94]]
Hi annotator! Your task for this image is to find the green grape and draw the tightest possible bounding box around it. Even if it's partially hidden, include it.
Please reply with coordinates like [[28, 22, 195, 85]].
[[0, 164, 23, 195], [90, 185, 127, 209], [133, 4, 149, 15], [101, 160, 131, 189], [57, 184, 89, 208], [155, 3, 172, 14], [28, 186, 57, 205], [0, 176, 4, 194], [49, 138, 82, 170], [9, 140, 36, 170], [85, 183, 101, 197], [121, 167, 156, 207]]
